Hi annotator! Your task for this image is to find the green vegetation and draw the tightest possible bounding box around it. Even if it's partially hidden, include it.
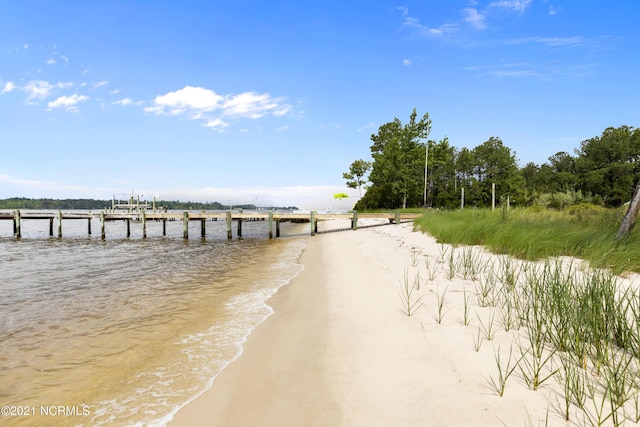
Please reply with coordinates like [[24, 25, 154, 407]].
[[345, 108, 640, 211], [404, 227, 640, 423], [414, 206, 640, 274]]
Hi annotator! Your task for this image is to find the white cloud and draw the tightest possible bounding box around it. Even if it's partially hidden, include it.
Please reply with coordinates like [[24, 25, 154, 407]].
[[403, 16, 458, 37], [22, 80, 74, 101], [275, 125, 289, 132], [397, 6, 409, 17], [463, 8, 486, 30], [46, 58, 56, 65], [507, 36, 584, 47], [146, 86, 293, 129], [1, 81, 16, 94], [146, 86, 223, 115], [23, 80, 54, 100], [93, 81, 109, 89], [221, 91, 283, 118], [489, 0, 532, 13], [112, 98, 133, 106], [403, 58, 413, 66], [204, 118, 229, 131], [273, 105, 292, 116], [47, 94, 89, 112], [404, 0, 532, 38]]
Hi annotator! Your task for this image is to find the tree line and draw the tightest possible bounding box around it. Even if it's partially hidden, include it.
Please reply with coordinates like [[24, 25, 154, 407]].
[[345, 109, 640, 210], [0, 198, 298, 211]]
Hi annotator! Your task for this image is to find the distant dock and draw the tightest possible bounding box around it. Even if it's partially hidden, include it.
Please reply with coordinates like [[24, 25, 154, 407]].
[[0, 210, 420, 240]]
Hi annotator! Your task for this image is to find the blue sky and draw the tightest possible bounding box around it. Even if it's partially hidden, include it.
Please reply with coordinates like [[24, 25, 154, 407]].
[[1, 1, 639, 210]]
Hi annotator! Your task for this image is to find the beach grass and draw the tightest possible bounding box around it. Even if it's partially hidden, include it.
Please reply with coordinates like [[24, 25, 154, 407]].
[[409, 206, 640, 423], [413, 205, 640, 274]]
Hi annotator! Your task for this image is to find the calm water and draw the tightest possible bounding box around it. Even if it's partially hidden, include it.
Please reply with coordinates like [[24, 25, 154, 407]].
[[0, 213, 307, 426]]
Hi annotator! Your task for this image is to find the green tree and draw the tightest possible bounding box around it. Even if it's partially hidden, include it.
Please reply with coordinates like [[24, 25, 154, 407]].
[[427, 138, 458, 208], [547, 151, 577, 191], [342, 159, 372, 198], [575, 126, 640, 207], [366, 109, 431, 209], [472, 137, 524, 206]]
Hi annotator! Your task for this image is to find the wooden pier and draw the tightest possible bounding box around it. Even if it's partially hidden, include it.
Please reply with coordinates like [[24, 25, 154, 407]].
[[0, 210, 420, 240]]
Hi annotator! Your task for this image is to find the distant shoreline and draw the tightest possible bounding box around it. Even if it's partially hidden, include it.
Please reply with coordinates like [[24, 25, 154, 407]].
[[0, 197, 298, 211]]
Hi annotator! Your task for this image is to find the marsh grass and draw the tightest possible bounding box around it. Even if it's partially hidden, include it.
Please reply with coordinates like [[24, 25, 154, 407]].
[[414, 206, 640, 274], [490, 345, 523, 397], [434, 285, 448, 324], [478, 312, 497, 341], [410, 246, 420, 267], [473, 327, 483, 352], [424, 255, 439, 281], [462, 286, 470, 326], [399, 269, 423, 316]]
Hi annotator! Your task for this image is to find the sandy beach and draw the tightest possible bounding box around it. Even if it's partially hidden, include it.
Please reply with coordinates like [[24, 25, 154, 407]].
[[169, 220, 639, 427]]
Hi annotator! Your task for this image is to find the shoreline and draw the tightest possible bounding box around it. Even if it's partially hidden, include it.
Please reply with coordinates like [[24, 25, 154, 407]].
[[168, 220, 626, 426], [168, 221, 340, 426]]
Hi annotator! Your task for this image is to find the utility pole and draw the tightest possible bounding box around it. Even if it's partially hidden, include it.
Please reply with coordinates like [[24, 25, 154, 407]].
[[423, 142, 429, 208]]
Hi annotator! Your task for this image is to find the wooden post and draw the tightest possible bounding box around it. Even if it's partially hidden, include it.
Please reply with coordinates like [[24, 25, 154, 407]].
[[268, 211, 273, 239], [201, 219, 206, 238], [49, 218, 53, 236], [395, 212, 400, 225], [226, 210, 232, 240], [183, 211, 189, 239], [162, 218, 167, 236], [126, 219, 131, 237], [142, 210, 147, 238], [461, 188, 465, 209], [14, 210, 20, 239], [100, 212, 106, 240], [87, 218, 92, 235], [492, 183, 496, 211], [310, 211, 316, 236], [276, 219, 280, 238], [237, 209, 243, 238], [351, 211, 358, 230], [57, 210, 62, 238]]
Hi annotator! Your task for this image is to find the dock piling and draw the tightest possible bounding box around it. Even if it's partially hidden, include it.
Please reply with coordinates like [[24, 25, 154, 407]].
[[226, 211, 232, 240], [310, 211, 316, 236], [14, 210, 21, 238], [142, 210, 147, 238], [57, 210, 62, 238], [182, 211, 189, 239], [100, 212, 105, 240]]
